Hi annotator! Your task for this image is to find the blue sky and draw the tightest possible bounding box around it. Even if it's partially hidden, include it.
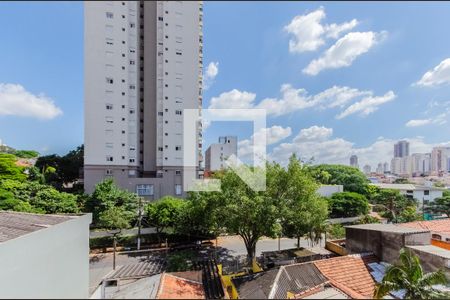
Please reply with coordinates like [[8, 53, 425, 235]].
[[1, 2, 450, 168]]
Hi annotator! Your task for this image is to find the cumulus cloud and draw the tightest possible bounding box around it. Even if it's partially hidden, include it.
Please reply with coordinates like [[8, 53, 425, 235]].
[[284, 7, 358, 53], [208, 85, 395, 119], [238, 125, 292, 159], [336, 90, 396, 119], [203, 61, 219, 90], [415, 58, 450, 87], [270, 125, 450, 169], [405, 112, 448, 127], [405, 119, 432, 127], [303, 31, 386, 76], [0, 83, 62, 120]]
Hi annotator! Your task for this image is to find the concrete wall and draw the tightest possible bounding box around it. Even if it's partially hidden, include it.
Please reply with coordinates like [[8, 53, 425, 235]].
[[406, 246, 450, 279], [316, 185, 343, 197], [0, 214, 92, 298], [345, 227, 431, 264]]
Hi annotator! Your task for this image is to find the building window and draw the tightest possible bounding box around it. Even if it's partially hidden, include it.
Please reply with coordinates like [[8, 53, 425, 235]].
[[129, 84, 135, 90], [175, 146, 181, 151], [105, 143, 113, 149], [130, 48, 136, 53], [175, 184, 182, 195], [106, 104, 113, 110], [129, 158, 135, 163], [130, 60, 135, 65], [424, 190, 430, 195], [106, 12, 114, 18], [106, 39, 114, 46], [106, 116, 114, 123], [130, 22, 135, 28], [105, 169, 113, 175], [158, 147, 163, 151], [175, 170, 181, 175], [432, 234, 442, 240], [176, 51, 182, 55], [158, 16, 163, 21], [136, 184, 154, 196], [106, 77, 114, 84], [130, 109, 135, 114], [175, 110, 182, 115], [158, 112, 163, 116], [106, 156, 114, 162]]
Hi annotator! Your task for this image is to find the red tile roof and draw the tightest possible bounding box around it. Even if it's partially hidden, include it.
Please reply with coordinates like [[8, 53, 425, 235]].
[[313, 254, 378, 299], [156, 273, 205, 299], [398, 219, 450, 235]]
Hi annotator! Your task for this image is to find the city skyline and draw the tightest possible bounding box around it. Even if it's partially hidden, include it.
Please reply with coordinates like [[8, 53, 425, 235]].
[[1, 2, 450, 169]]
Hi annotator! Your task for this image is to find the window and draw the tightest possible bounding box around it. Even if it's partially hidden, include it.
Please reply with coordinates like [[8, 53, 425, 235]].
[[424, 190, 430, 195], [122, 130, 126, 134], [175, 170, 181, 175], [176, 51, 182, 56], [432, 234, 442, 240], [130, 60, 135, 65], [129, 146, 136, 151], [175, 184, 182, 195], [158, 112, 163, 116], [129, 158, 135, 163], [105, 143, 113, 149], [106, 116, 114, 124], [175, 146, 182, 151], [175, 110, 182, 115], [106, 104, 113, 110], [130, 48, 136, 53], [106, 77, 114, 84], [105, 169, 113, 175], [158, 16, 163, 21], [129, 84, 135, 90], [122, 27, 125, 31], [130, 23, 135, 28], [106, 12, 114, 18], [106, 156, 114, 162], [158, 147, 163, 151], [137, 184, 154, 196]]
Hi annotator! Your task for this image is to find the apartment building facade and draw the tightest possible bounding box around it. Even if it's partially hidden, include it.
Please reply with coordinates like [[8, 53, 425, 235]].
[[84, 1, 203, 199], [205, 136, 237, 172]]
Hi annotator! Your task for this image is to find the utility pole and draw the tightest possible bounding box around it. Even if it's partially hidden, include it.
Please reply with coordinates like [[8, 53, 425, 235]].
[[137, 197, 143, 250]]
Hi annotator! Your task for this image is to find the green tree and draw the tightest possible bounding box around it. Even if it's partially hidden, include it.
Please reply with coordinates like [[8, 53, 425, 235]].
[[14, 150, 39, 158], [308, 164, 369, 195], [328, 192, 369, 218], [26, 166, 45, 183], [426, 196, 450, 217], [393, 178, 410, 184], [443, 190, 450, 197], [327, 224, 345, 239], [85, 179, 138, 228], [357, 214, 381, 224], [98, 206, 133, 230], [371, 189, 417, 223], [146, 196, 186, 245], [0, 153, 26, 181], [397, 206, 423, 223], [374, 248, 448, 299]]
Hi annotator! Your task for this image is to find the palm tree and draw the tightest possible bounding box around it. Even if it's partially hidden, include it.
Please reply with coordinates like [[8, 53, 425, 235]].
[[374, 248, 448, 299]]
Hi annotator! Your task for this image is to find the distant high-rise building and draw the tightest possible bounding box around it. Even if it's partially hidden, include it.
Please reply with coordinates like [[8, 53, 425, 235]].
[[383, 162, 389, 173], [84, 1, 204, 198], [363, 164, 371, 174], [431, 147, 450, 175], [394, 140, 409, 158], [350, 155, 359, 168], [205, 136, 237, 172], [376, 163, 383, 174]]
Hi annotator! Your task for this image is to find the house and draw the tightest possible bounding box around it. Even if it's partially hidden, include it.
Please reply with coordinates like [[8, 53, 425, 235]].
[[230, 254, 379, 299], [0, 211, 92, 298], [371, 183, 444, 203], [399, 218, 450, 250]]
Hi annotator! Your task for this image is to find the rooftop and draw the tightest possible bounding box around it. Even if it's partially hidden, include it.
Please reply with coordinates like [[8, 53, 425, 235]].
[[0, 211, 76, 243], [407, 245, 450, 259], [371, 183, 445, 191], [398, 219, 450, 235], [156, 273, 205, 299], [107, 260, 166, 280], [313, 254, 379, 299], [345, 223, 430, 234]]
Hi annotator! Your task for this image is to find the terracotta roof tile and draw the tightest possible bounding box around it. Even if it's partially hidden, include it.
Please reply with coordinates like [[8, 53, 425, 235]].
[[156, 273, 205, 299], [398, 219, 450, 235], [313, 255, 378, 299]]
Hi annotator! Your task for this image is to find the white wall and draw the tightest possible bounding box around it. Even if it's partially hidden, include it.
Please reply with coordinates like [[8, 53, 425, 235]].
[[316, 185, 344, 197], [0, 214, 92, 299]]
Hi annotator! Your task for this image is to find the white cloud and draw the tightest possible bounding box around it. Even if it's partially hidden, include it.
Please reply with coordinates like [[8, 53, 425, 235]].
[[303, 31, 385, 76], [203, 61, 219, 90], [405, 119, 432, 127], [270, 125, 450, 169], [284, 7, 358, 53], [207, 85, 395, 119], [336, 90, 396, 119], [238, 125, 292, 159], [415, 58, 450, 87], [0, 83, 62, 120]]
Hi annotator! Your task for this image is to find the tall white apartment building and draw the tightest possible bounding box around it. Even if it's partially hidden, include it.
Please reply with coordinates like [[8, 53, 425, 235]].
[[84, 1, 203, 199], [431, 147, 450, 175], [349, 155, 359, 169], [205, 136, 237, 172]]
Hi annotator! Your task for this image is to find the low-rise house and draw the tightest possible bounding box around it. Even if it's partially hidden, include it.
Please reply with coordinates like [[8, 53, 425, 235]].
[[371, 183, 444, 203], [399, 218, 450, 250], [0, 211, 92, 298]]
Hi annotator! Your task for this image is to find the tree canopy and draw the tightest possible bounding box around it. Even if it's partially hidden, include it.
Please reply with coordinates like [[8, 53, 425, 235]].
[[426, 196, 450, 217], [0, 153, 26, 182], [328, 192, 369, 218], [308, 164, 369, 195], [370, 189, 417, 223]]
